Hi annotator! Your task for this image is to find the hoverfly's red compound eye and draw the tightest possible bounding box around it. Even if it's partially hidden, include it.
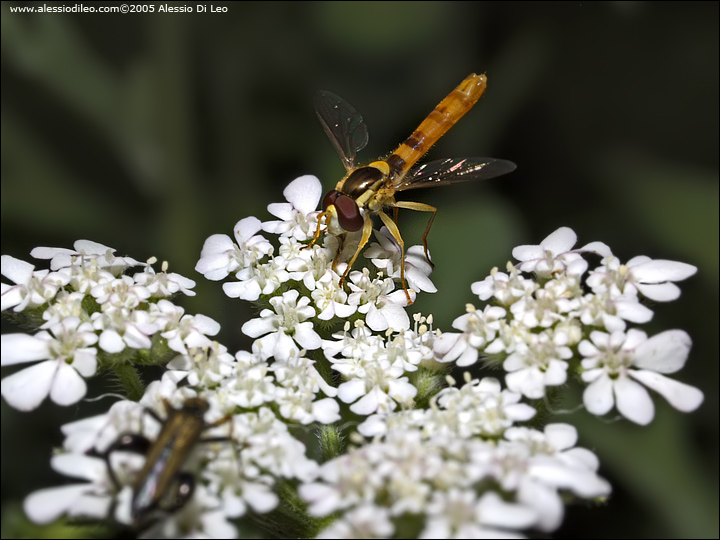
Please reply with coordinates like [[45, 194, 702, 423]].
[[334, 194, 364, 232], [322, 190, 340, 211]]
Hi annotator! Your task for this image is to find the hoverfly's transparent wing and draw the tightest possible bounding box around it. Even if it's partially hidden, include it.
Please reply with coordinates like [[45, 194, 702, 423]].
[[395, 157, 516, 191], [315, 90, 369, 171]]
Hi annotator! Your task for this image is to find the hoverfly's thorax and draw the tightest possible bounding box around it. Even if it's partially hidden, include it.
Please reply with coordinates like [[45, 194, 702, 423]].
[[338, 162, 389, 199]]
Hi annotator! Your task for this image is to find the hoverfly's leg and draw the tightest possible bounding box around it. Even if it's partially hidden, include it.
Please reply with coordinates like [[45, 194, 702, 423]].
[[340, 214, 374, 286], [392, 205, 399, 224], [302, 211, 327, 251], [393, 200, 437, 269], [378, 210, 413, 305]]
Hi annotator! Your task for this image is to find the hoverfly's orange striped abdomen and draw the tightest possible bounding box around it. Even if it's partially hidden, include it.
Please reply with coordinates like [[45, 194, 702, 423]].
[[385, 74, 488, 177]]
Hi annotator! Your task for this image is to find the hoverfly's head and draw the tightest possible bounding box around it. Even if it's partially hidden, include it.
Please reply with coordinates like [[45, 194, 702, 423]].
[[322, 161, 390, 234], [321, 190, 363, 234]]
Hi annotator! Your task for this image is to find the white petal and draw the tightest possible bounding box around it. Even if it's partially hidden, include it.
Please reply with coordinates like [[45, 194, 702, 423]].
[[506, 368, 545, 399], [223, 280, 261, 301], [541, 227, 577, 253], [561, 447, 600, 472], [233, 216, 263, 243], [378, 302, 410, 331], [478, 492, 538, 530], [614, 376, 654, 425], [191, 314, 221, 336], [312, 398, 341, 424], [1, 360, 55, 410], [512, 245, 544, 262], [505, 403, 537, 422], [350, 388, 383, 415], [583, 374, 614, 415], [273, 331, 297, 361], [630, 370, 704, 412], [1, 333, 50, 364], [72, 349, 98, 377], [29, 246, 74, 260], [578, 339, 599, 358], [580, 241, 612, 257], [622, 328, 648, 349], [24, 484, 90, 524], [516, 479, 560, 532], [566, 258, 589, 276], [199, 233, 234, 256], [635, 282, 681, 301], [1, 255, 35, 283], [284, 175, 322, 215], [241, 317, 277, 338], [243, 483, 280, 513], [544, 423, 577, 450], [615, 299, 654, 323], [630, 259, 697, 283], [294, 323, 322, 350], [1, 285, 24, 311], [337, 379, 366, 403], [50, 363, 87, 406], [74, 240, 113, 255], [266, 202, 293, 221], [544, 360, 568, 386], [123, 325, 152, 350], [99, 330, 125, 353], [51, 453, 107, 482], [633, 330, 691, 373], [455, 345, 480, 367]]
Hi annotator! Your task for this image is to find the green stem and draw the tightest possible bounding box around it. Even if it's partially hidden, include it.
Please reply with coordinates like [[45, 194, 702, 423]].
[[112, 362, 145, 401]]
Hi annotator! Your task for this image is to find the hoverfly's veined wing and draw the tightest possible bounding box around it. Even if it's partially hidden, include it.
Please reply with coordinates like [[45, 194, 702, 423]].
[[315, 91, 369, 171], [394, 157, 516, 191]]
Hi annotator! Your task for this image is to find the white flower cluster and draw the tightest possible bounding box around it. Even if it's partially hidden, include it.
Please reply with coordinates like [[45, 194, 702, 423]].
[[23, 375, 320, 537], [196, 175, 440, 417], [2, 236, 339, 536], [434, 227, 703, 425], [301, 377, 610, 538], [1, 240, 203, 410], [1, 175, 704, 538]]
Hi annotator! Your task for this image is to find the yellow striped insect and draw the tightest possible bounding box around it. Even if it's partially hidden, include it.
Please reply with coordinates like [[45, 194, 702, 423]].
[[310, 73, 516, 303]]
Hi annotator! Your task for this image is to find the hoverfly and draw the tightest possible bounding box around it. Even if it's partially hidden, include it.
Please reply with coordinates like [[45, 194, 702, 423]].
[[98, 397, 232, 526], [309, 73, 516, 303]]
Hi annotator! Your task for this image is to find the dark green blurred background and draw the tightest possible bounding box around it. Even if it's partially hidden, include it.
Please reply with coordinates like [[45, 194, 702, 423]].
[[1, 1, 717, 538]]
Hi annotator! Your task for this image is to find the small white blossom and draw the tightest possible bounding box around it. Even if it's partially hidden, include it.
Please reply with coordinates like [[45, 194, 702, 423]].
[[503, 331, 572, 399], [365, 227, 437, 293], [24, 454, 113, 524], [30, 240, 141, 273], [580, 329, 703, 424], [241, 290, 321, 361], [133, 264, 196, 297], [347, 269, 411, 331], [512, 227, 587, 278], [471, 265, 537, 305], [222, 257, 290, 301], [317, 505, 395, 539], [434, 304, 506, 366], [155, 302, 220, 354], [92, 307, 160, 353], [587, 255, 697, 302], [1, 255, 71, 312], [262, 174, 323, 241], [421, 490, 536, 539], [1, 317, 98, 410], [195, 217, 272, 281]]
